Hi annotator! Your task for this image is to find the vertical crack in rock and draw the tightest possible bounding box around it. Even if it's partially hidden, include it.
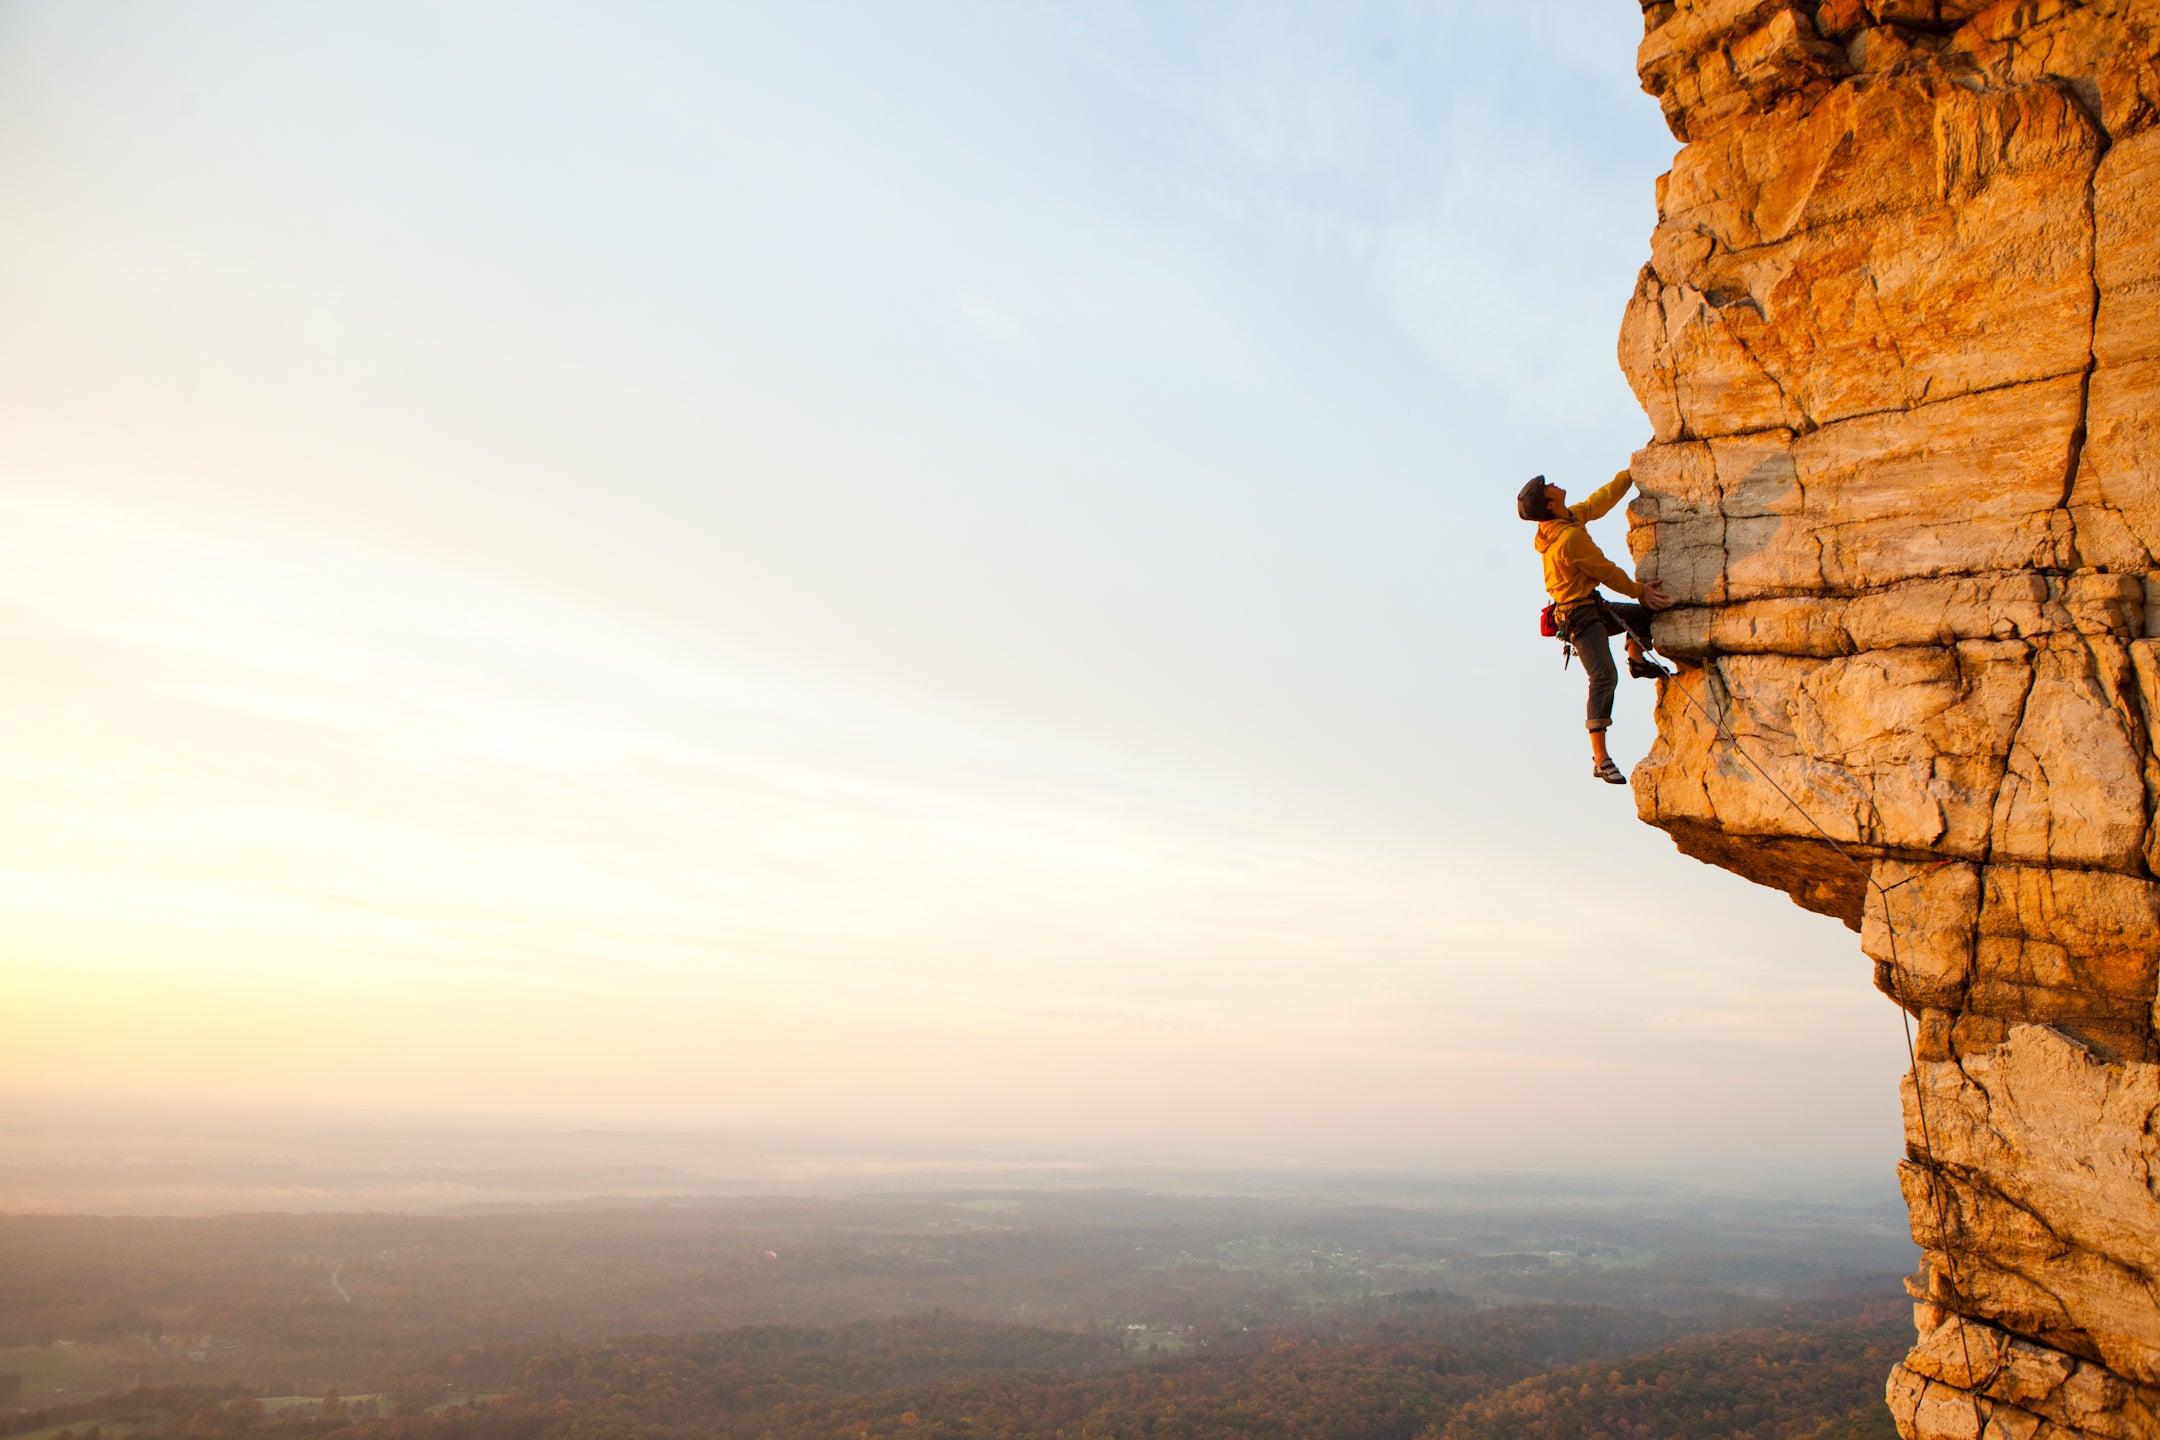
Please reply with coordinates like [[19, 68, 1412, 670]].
[[1985, 643, 2041, 870], [1626, 4, 2160, 1435], [2058, 88, 2103, 570]]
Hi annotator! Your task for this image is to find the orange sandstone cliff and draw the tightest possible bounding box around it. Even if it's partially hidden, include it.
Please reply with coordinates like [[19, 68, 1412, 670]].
[[1623, 3, 2160, 1437]]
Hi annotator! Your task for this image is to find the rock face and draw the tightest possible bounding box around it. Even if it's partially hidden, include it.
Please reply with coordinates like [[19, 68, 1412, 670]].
[[1623, 4, 2160, 1436]]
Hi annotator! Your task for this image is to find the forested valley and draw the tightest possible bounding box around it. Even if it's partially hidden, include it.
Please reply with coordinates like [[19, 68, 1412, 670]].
[[0, 1184, 1916, 1440]]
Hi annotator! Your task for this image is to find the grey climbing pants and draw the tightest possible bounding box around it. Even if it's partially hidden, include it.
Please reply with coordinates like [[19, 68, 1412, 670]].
[[1565, 601, 1653, 733]]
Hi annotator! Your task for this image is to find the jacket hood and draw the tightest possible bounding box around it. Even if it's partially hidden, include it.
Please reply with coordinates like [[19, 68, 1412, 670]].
[[1532, 517, 1576, 554]]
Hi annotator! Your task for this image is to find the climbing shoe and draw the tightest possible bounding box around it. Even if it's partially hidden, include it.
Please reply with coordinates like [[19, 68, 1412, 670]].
[[1592, 758, 1627, 785], [1628, 653, 1673, 680]]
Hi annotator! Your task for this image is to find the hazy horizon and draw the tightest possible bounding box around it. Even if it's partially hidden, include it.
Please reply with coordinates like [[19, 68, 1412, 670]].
[[0, 1096, 1907, 1220], [1, 2, 1908, 1177]]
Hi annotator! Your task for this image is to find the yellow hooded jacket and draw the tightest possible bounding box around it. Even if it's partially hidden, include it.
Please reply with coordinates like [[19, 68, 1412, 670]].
[[1534, 472, 1642, 624]]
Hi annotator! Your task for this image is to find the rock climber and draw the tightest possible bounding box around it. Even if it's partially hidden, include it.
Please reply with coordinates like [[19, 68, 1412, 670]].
[[1519, 472, 1674, 786]]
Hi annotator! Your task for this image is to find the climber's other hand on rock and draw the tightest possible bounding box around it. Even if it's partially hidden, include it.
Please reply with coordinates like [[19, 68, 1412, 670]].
[[1641, 581, 1673, 610]]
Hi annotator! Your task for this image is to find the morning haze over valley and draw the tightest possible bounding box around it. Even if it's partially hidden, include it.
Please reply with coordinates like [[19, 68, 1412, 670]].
[[7, 3, 2157, 1439]]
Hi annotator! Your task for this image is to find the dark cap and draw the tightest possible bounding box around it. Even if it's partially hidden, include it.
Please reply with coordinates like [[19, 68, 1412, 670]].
[[1516, 475, 1551, 521]]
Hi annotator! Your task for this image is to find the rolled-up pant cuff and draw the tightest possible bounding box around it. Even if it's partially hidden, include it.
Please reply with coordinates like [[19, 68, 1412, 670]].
[[1586, 719, 1611, 733], [1572, 613, 1620, 734]]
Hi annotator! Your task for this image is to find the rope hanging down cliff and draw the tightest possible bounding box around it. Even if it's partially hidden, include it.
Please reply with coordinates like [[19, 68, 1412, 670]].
[[1516, 470, 1993, 1421], [1658, 667, 1994, 1426]]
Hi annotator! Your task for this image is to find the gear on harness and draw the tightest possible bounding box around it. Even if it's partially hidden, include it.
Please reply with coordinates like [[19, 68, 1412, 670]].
[[1548, 593, 1670, 678]]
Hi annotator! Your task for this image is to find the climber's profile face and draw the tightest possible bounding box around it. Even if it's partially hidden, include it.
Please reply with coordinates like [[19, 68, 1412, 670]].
[[1542, 482, 1567, 518]]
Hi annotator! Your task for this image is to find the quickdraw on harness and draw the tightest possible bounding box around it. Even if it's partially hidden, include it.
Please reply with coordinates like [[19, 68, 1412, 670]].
[[1540, 593, 1671, 678]]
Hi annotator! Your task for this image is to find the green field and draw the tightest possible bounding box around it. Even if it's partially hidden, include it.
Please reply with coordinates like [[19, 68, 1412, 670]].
[[0, 1343, 132, 1405], [1121, 1327, 1193, 1355], [244, 1393, 481, 1418], [255, 1394, 388, 1416], [6, 1422, 150, 1440]]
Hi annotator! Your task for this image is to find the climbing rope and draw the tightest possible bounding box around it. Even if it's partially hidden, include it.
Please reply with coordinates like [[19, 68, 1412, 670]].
[[1654, 662, 1996, 1429]]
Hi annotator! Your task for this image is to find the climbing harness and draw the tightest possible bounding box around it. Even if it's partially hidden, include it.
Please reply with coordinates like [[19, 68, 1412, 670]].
[[1659, 664, 1995, 1430], [1540, 602, 1579, 670], [1546, 594, 1673, 678]]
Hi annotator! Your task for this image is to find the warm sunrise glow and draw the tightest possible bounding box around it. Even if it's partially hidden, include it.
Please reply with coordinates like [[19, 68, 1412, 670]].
[[0, 1, 1903, 1163]]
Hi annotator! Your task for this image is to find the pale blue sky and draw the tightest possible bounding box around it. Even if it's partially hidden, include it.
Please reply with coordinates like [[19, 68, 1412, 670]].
[[0, 2, 1908, 1166]]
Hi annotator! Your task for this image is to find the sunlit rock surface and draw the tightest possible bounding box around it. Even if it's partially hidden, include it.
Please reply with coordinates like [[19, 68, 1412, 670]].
[[1624, 4, 2160, 1436]]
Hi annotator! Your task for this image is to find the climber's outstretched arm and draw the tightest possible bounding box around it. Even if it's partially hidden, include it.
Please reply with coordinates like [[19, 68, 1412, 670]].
[[1567, 471, 1633, 523]]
